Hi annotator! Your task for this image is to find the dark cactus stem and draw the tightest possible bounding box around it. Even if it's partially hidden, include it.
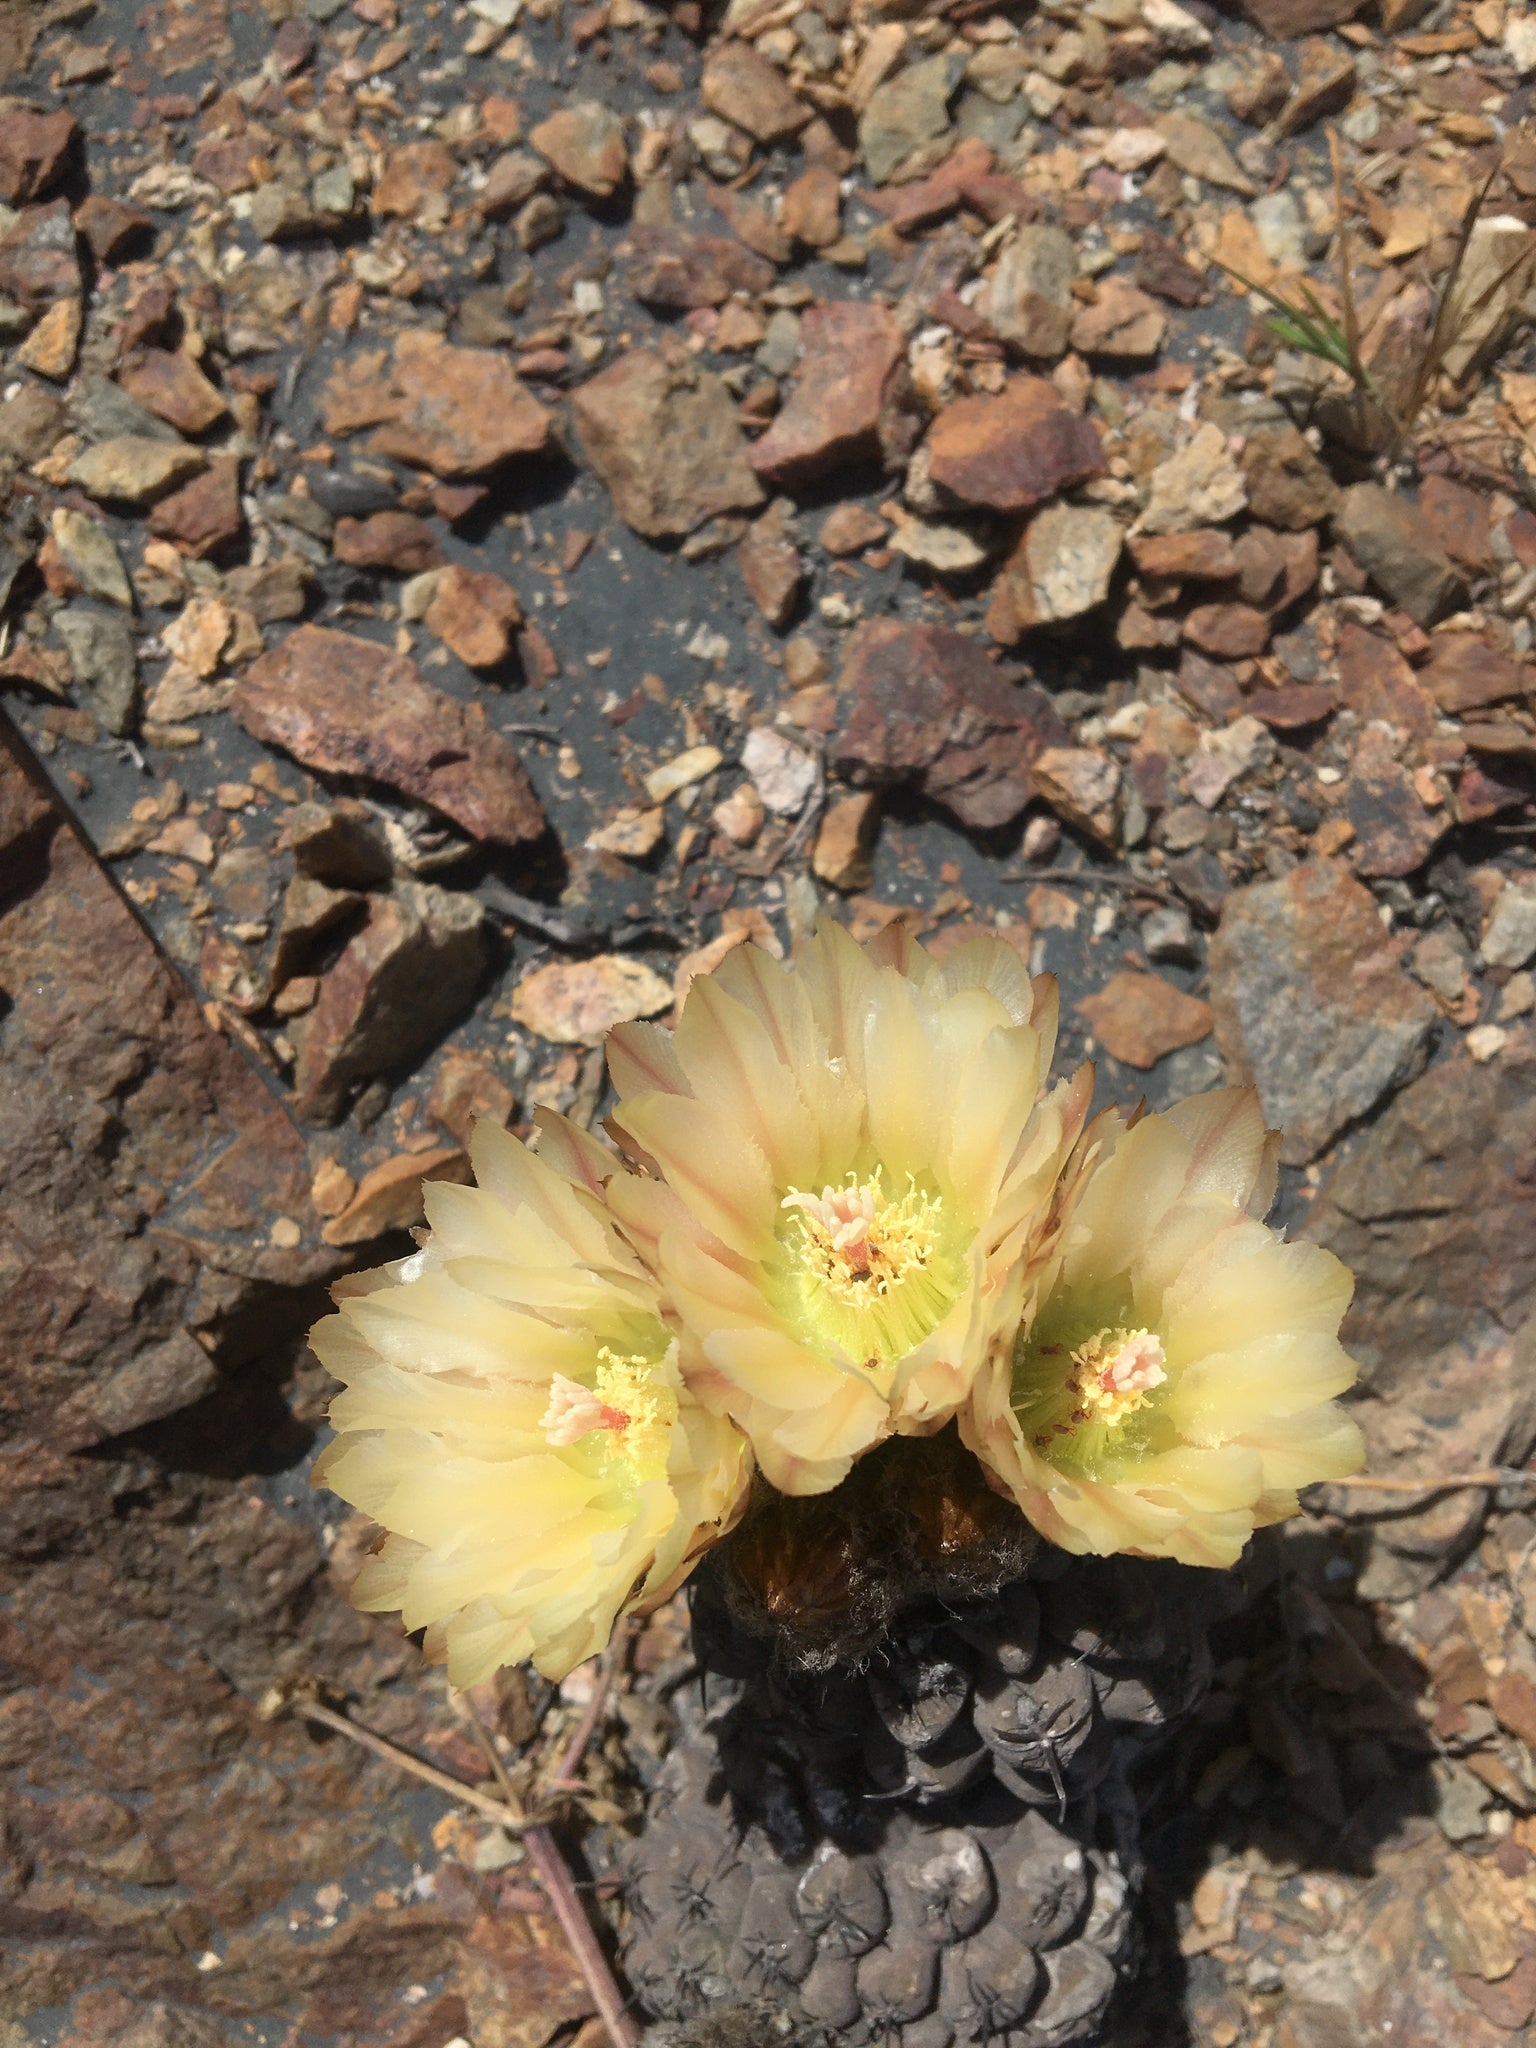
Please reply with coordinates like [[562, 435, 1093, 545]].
[[621, 1433, 1242, 2047]]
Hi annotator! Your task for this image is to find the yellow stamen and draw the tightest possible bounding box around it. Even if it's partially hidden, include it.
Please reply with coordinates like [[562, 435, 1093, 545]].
[[1071, 1327, 1166, 1428], [539, 1348, 675, 1478], [781, 1172, 944, 1310]]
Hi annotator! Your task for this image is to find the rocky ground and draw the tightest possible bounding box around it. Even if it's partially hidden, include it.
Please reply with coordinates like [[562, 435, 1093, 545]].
[[4, 0, 1536, 2040]]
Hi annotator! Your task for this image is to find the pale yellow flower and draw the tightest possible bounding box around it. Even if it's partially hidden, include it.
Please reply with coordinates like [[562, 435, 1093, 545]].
[[311, 1115, 751, 1686], [605, 921, 1090, 1495], [963, 1087, 1363, 1567]]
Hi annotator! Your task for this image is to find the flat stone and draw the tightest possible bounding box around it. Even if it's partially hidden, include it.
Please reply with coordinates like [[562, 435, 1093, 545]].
[[278, 798, 394, 889], [1182, 600, 1270, 658], [1275, 36, 1357, 137], [423, 563, 523, 669], [987, 504, 1123, 639], [1482, 879, 1536, 968], [926, 375, 1105, 513], [530, 102, 627, 197], [701, 41, 810, 143], [859, 54, 957, 185], [1243, 0, 1361, 31], [1345, 726, 1451, 878], [830, 616, 1069, 831], [292, 882, 487, 1123], [820, 503, 888, 556], [1077, 969, 1213, 1068], [812, 790, 879, 890], [478, 149, 547, 221], [1335, 620, 1436, 743], [571, 347, 764, 538], [1208, 857, 1436, 1163], [320, 1147, 470, 1246], [1069, 277, 1167, 359], [0, 105, 78, 203], [1129, 529, 1241, 579], [986, 224, 1077, 358], [48, 509, 132, 610], [701, 177, 791, 264], [1154, 112, 1257, 195], [1032, 745, 1120, 842], [54, 606, 138, 734], [333, 511, 445, 574], [1419, 473, 1493, 572], [1420, 633, 1527, 716], [742, 724, 817, 816], [625, 222, 774, 309], [889, 513, 990, 574], [147, 458, 244, 559], [69, 437, 205, 506], [0, 199, 80, 311], [587, 803, 666, 861], [510, 955, 674, 1044], [0, 379, 65, 461], [1139, 422, 1248, 535], [323, 330, 552, 481], [1334, 484, 1467, 626], [231, 624, 546, 848], [748, 300, 911, 490], [738, 501, 803, 631], [1239, 423, 1340, 530], [428, 1048, 518, 1147], [116, 349, 229, 436]]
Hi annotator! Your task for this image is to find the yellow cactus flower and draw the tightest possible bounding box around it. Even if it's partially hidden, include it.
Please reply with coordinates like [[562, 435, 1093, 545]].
[[604, 922, 1091, 1495], [963, 1087, 1363, 1567], [311, 1115, 751, 1686]]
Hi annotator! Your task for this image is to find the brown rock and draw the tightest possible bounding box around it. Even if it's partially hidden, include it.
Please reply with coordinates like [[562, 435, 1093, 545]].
[[333, 330, 552, 480], [925, 375, 1105, 513], [428, 1048, 517, 1146], [1335, 620, 1436, 742], [830, 616, 1069, 831], [1334, 483, 1466, 626], [278, 798, 393, 889], [1243, 0, 1361, 37], [1129, 529, 1241, 580], [571, 347, 764, 538], [782, 164, 842, 249], [1032, 745, 1121, 843], [986, 224, 1077, 358], [117, 349, 229, 435], [423, 563, 523, 669], [292, 882, 487, 1123], [819, 503, 888, 556], [1274, 38, 1357, 137], [478, 149, 547, 221], [272, 874, 364, 986], [147, 458, 244, 559], [320, 1147, 471, 1246], [812, 791, 879, 890], [1421, 633, 1526, 715], [1078, 970, 1213, 1068], [0, 197, 80, 311], [748, 300, 912, 490], [231, 624, 546, 848], [1239, 424, 1339, 530], [15, 292, 79, 378], [1345, 726, 1451, 878], [988, 505, 1123, 639], [738, 501, 803, 630], [74, 194, 153, 263], [1135, 231, 1207, 307], [1182, 601, 1270, 658], [372, 139, 456, 221], [625, 222, 774, 309], [701, 41, 810, 143], [701, 178, 791, 265], [1208, 858, 1436, 1163], [0, 105, 78, 203], [1069, 277, 1167, 360], [1154, 113, 1257, 196], [530, 102, 627, 198], [510, 955, 674, 1043], [1419, 473, 1492, 572], [333, 511, 445, 575]]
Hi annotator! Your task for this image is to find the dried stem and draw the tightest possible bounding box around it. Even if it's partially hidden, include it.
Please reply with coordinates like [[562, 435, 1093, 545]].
[[1312, 1467, 1536, 1497], [274, 1694, 524, 1828], [548, 1619, 631, 1793]]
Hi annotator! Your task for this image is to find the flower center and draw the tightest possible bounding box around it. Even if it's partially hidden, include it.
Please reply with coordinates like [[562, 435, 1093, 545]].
[[1012, 1318, 1168, 1479], [540, 1348, 675, 1479], [772, 1169, 968, 1368]]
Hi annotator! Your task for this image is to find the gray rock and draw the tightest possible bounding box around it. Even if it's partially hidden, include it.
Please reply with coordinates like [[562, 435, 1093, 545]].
[[1482, 882, 1536, 969], [54, 605, 138, 733], [986, 225, 1077, 359], [49, 509, 133, 609], [1208, 857, 1435, 1164], [73, 374, 184, 446], [1333, 484, 1466, 626], [858, 55, 959, 184]]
